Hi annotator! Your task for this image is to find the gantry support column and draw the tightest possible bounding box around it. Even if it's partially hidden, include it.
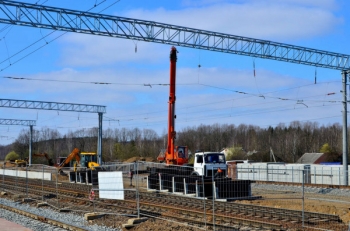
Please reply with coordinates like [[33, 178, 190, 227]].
[[98, 112, 103, 165], [342, 70, 348, 186], [29, 125, 33, 166]]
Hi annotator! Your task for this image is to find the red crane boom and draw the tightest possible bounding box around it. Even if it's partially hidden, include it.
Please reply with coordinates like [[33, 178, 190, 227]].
[[158, 46, 188, 165], [167, 46, 177, 162]]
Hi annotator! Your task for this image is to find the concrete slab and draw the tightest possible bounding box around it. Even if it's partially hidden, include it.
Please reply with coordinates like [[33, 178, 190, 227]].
[[37, 202, 48, 207], [122, 217, 148, 229], [122, 223, 135, 229], [0, 218, 32, 231], [59, 208, 71, 212], [127, 217, 148, 225], [84, 212, 105, 220]]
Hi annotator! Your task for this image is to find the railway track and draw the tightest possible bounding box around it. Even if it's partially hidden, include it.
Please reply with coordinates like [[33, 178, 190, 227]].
[[0, 175, 347, 230], [0, 203, 89, 231], [1, 179, 281, 230]]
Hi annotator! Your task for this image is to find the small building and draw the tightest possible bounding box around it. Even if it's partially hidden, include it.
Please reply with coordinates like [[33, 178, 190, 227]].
[[296, 153, 327, 164]]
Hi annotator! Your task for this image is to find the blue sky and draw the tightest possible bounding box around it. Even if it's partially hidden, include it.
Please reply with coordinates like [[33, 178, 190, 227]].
[[0, 0, 349, 145]]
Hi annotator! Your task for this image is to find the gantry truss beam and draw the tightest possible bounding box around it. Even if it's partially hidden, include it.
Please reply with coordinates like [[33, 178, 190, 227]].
[[0, 0, 349, 70], [0, 118, 36, 126], [0, 99, 106, 113]]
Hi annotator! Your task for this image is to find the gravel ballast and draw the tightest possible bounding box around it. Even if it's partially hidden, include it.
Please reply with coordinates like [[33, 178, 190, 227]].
[[0, 198, 121, 231], [252, 182, 350, 196], [1, 183, 347, 231]]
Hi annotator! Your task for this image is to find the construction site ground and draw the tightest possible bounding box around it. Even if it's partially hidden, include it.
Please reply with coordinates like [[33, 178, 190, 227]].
[[241, 192, 350, 224], [1, 160, 350, 230]]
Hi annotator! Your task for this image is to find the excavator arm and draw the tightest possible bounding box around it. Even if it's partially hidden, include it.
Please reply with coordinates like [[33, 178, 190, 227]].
[[59, 148, 80, 168], [33, 152, 54, 166], [57, 148, 80, 175]]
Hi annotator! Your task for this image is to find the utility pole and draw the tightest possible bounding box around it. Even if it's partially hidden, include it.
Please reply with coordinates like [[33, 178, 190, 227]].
[[29, 125, 33, 166], [342, 70, 348, 186]]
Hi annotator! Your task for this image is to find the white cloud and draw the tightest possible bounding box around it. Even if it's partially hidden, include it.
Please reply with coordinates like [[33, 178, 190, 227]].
[[124, 0, 341, 41], [56, 0, 343, 68], [0, 64, 343, 146], [181, 0, 338, 11], [1, 0, 345, 145], [58, 34, 166, 67]]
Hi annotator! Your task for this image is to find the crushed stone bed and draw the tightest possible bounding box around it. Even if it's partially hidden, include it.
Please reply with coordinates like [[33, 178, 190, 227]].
[[0, 198, 121, 231]]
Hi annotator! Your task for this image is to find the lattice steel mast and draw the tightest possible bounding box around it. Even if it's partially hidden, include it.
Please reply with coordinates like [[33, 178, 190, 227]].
[[0, 119, 35, 164], [0, 99, 106, 165]]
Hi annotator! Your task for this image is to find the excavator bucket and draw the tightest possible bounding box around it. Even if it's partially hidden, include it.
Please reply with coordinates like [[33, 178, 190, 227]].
[[58, 169, 68, 176]]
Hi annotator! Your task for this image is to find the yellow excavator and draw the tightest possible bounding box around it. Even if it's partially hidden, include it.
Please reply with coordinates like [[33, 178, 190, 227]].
[[5, 152, 53, 168], [14, 159, 28, 167], [58, 148, 100, 175]]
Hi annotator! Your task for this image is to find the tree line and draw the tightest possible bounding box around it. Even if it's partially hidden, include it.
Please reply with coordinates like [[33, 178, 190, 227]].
[[0, 120, 344, 164]]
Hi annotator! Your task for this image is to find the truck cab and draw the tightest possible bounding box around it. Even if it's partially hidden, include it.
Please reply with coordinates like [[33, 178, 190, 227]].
[[192, 152, 227, 177]]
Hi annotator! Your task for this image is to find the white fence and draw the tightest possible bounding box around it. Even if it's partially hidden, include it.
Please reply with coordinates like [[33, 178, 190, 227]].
[[1, 168, 52, 180], [236, 163, 348, 185]]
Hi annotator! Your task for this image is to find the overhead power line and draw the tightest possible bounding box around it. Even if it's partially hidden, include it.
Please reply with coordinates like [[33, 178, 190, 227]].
[[2, 76, 170, 86], [0, 0, 119, 72]]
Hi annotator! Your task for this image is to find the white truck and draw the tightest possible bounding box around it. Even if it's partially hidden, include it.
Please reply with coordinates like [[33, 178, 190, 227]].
[[190, 152, 227, 177]]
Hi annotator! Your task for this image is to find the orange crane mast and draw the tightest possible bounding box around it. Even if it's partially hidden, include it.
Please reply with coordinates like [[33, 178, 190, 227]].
[[158, 47, 188, 165]]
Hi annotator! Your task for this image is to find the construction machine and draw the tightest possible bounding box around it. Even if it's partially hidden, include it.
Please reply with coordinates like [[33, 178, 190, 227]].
[[191, 151, 227, 177], [33, 152, 54, 166], [9, 152, 53, 167], [2, 158, 28, 168], [14, 159, 27, 167], [154, 47, 227, 177], [157, 46, 189, 166], [79, 152, 100, 170], [148, 48, 251, 199], [58, 148, 101, 182]]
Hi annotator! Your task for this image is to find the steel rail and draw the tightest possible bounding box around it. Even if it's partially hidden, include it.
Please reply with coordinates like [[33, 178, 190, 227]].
[[0, 203, 89, 231], [7, 181, 284, 230], [0, 175, 346, 230]]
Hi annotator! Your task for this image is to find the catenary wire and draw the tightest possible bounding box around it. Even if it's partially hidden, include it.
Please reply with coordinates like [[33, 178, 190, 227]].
[[0, 0, 121, 72]]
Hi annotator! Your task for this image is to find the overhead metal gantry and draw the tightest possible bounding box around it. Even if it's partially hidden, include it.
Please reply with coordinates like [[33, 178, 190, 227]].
[[0, 118, 36, 126], [0, 118, 36, 164], [0, 0, 349, 70], [0, 99, 106, 165], [0, 99, 106, 113], [0, 0, 349, 184]]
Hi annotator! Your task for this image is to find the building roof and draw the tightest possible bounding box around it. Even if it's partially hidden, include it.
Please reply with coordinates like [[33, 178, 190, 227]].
[[296, 153, 327, 164]]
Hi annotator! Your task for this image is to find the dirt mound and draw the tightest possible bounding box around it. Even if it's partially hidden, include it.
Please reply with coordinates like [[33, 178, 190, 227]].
[[124, 157, 156, 163]]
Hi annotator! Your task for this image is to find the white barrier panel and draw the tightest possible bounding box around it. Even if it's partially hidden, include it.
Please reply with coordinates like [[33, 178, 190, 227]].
[[237, 163, 270, 181], [236, 163, 350, 186], [98, 171, 124, 200], [310, 165, 342, 185], [2, 169, 51, 180]]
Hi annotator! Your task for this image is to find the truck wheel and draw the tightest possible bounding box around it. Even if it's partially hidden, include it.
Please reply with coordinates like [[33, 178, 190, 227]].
[[191, 171, 199, 176]]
